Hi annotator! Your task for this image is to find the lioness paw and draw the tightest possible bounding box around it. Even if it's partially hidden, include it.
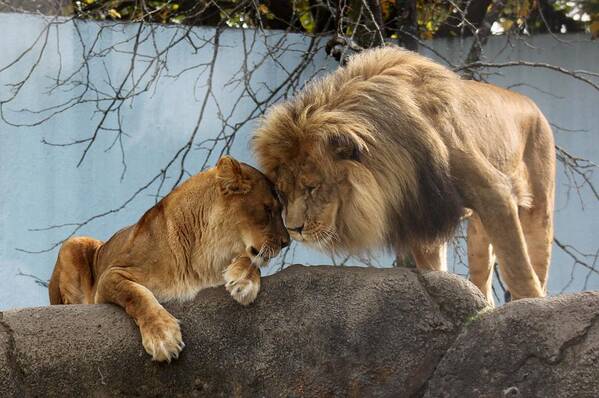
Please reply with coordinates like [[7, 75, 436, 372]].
[[139, 309, 184, 363], [226, 277, 260, 306], [224, 258, 261, 306]]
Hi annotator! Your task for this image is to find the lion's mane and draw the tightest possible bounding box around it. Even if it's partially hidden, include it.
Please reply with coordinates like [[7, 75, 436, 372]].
[[253, 47, 465, 252]]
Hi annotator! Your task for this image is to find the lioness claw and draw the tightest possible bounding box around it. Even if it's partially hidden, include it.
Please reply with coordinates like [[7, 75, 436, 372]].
[[226, 277, 259, 306], [140, 310, 184, 362]]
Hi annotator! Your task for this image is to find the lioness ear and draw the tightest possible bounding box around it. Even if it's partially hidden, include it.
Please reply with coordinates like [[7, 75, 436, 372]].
[[216, 156, 252, 195], [328, 135, 363, 162]]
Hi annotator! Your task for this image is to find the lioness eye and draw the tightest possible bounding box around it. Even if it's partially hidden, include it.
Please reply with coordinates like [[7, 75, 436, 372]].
[[306, 186, 317, 195]]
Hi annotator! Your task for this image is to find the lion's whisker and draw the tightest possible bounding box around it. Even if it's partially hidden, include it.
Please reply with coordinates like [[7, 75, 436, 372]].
[[320, 227, 339, 245]]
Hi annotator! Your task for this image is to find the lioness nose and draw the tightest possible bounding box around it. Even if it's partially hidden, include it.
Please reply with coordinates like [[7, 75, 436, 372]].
[[288, 225, 304, 234]]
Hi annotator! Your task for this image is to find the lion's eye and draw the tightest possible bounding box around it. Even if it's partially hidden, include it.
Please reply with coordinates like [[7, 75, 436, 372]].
[[306, 185, 318, 195], [275, 189, 287, 205]]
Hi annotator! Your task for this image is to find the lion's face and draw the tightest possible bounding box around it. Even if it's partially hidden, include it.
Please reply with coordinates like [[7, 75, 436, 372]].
[[216, 156, 289, 265], [255, 138, 387, 254], [274, 159, 345, 249], [253, 98, 391, 254]]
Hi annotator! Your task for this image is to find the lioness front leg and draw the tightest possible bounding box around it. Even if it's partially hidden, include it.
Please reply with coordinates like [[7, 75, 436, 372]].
[[223, 256, 261, 306], [94, 267, 184, 362]]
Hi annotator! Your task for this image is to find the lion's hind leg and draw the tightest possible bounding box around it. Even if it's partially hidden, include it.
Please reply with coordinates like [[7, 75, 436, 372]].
[[49, 237, 102, 305], [459, 159, 543, 300], [518, 114, 555, 295], [519, 203, 553, 294]]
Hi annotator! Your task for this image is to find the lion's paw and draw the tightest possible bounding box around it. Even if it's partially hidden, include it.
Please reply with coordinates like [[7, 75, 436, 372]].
[[224, 259, 260, 306], [139, 309, 184, 363]]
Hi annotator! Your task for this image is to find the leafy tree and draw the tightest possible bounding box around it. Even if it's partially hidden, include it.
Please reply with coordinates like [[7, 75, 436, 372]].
[[68, 0, 597, 43]]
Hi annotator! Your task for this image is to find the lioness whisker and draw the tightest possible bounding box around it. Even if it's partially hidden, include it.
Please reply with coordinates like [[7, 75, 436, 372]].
[[257, 246, 264, 257]]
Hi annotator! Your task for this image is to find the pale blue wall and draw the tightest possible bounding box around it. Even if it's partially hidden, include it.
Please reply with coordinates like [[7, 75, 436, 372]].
[[0, 13, 597, 309]]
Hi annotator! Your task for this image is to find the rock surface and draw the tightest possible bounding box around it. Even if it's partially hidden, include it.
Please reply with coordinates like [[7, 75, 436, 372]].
[[0, 325, 18, 397], [0, 265, 486, 397], [424, 292, 599, 398]]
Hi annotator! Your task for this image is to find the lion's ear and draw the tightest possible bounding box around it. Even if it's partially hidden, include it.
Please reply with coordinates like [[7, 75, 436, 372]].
[[328, 135, 363, 162], [216, 156, 252, 195]]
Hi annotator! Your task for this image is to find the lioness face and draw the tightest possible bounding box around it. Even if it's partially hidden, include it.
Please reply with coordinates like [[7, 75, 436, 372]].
[[216, 156, 289, 265]]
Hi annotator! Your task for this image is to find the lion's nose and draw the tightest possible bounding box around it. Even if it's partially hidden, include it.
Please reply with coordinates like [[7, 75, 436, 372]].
[[288, 224, 304, 234]]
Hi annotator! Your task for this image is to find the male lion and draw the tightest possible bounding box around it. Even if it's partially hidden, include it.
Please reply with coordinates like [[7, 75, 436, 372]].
[[253, 47, 555, 305], [49, 156, 289, 362]]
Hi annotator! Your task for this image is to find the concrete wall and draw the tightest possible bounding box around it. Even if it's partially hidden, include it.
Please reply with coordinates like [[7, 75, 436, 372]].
[[0, 13, 597, 309]]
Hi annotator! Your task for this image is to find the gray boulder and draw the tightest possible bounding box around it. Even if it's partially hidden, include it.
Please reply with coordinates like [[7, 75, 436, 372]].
[[425, 292, 599, 398], [0, 265, 486, 397]]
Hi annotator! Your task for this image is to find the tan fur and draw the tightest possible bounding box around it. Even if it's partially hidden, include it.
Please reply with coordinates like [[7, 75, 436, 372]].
[[253, 46, 555, 303], [48, 156, 289, 362]]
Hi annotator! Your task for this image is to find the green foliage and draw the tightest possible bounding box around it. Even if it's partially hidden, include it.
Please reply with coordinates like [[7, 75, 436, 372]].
[[72, 0, 186, 24], [69, 0, 595, 38], [295, 0, 316, 33]]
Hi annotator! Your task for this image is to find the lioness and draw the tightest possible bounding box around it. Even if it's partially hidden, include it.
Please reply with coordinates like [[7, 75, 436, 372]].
[[49, 156, 289, 362], [253, 46, 555, 305]]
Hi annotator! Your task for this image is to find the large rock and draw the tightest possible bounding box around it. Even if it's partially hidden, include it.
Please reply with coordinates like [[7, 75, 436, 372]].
[[0, 324, 18, 397], [425, 292, 599, 398], [0, 265, 486, 397]]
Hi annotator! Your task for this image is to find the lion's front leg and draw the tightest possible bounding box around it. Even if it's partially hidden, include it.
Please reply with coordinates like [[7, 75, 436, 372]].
[[409, 242, 448, 272], [467, 212, 496, 306], [223, 256, 261, 306], [94, 267, 184, 362]]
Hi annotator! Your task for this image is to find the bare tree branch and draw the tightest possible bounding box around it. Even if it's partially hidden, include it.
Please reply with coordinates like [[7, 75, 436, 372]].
[[0, 1, 597, 297], [455, 61, 599, 91]]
